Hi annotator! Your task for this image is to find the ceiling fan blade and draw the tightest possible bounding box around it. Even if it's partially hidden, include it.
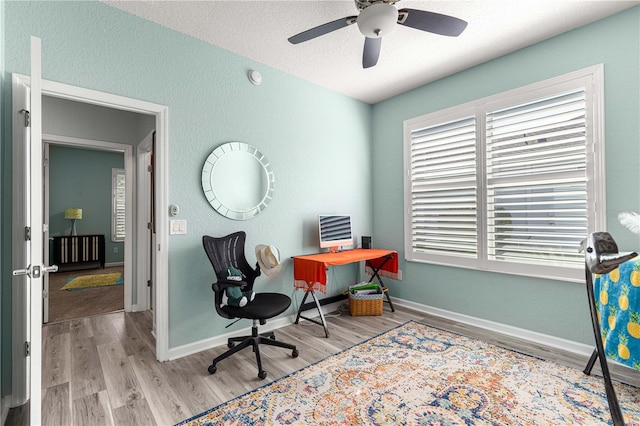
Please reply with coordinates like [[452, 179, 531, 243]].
[[397, 9, 467, 37], [288, 16, 357, 44], [363, 37, 381, 69]]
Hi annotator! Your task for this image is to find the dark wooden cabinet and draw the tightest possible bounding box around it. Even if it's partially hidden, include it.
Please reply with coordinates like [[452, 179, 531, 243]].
[[51, 234, 105, 271]]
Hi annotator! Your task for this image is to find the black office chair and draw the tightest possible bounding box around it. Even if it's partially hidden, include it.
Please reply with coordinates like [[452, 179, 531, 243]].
[[202, 231, 299, 379]]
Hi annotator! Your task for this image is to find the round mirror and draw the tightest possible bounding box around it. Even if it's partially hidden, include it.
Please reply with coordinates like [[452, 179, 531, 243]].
[[201, 142, 274, 220]]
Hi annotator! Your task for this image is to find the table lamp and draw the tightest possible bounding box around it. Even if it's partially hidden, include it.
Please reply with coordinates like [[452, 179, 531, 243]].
[[64, 208, 82, 236]]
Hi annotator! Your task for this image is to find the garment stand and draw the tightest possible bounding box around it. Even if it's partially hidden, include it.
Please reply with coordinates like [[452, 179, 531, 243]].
[[583, 263, 625, 425], [365, 254, 395, 312], [294, 289, 330, 338]]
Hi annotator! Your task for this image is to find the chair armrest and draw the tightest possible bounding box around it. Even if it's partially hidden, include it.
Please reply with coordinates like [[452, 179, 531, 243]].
[[212, 279, 247, 292]]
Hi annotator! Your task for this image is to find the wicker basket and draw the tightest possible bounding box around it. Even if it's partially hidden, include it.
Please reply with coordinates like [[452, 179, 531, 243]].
[[348, 287, 383, 316]]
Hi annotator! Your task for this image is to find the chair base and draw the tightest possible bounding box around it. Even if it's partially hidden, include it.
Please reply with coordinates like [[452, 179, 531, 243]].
[[208, 320, 299, 379]]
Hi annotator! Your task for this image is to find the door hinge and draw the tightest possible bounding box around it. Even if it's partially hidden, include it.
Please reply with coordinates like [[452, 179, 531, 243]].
[[25, 341, 30, 357], [147, 279, 152, 288], [147, 222, 152, 230], [24, 226, 31, 241], [43, 289, 49, 299], [147, 165, 153, 172], [19, 109, 30, 127]]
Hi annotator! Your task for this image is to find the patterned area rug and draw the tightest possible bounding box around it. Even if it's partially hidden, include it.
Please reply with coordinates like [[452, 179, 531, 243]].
[[60, 272, 123, 291], [178, 321, 640, 425]]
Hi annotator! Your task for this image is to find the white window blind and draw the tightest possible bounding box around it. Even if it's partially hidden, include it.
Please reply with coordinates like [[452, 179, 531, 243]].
[[486, 89, 588, 267], [112, 168, 126, 242], [404, 65, 604, 282], [409, 115, 478, 258]]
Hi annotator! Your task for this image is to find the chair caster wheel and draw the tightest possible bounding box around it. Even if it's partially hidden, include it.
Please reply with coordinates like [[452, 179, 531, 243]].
[[292, 349, 299, 358], [208, 365, 217, 374], [258, 370, 267, 380], [269, 335, 276, 340], [227, 341, 235, 348]]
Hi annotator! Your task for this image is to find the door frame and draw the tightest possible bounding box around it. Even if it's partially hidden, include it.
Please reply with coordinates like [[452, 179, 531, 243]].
[[136, 131, 155, 317], [11, 74, 170, 407]]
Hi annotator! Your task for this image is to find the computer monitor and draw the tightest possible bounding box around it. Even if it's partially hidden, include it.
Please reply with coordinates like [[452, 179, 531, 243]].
[[319, 215, 353, 252]]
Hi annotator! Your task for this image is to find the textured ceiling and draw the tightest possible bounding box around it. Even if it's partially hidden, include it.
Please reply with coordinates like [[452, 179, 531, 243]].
[[102, 0, 639, 104]]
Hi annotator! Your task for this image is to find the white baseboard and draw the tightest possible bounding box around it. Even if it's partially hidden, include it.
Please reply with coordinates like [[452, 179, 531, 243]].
[[394, 298, 594, 357], [393, 297, 640, 387], [167, 316, 292, 360], [129, 304, 151, 313], [166, 295, 640, 387], [167, 297, 588, 362], [167, 300, 344, 361]]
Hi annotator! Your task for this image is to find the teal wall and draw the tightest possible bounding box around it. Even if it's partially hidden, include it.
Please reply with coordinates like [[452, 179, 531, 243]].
[[1, 0, 638, 404], [371, 7, 640, 345], [48, 145, 125, 263], [2, 0, 373, 363]]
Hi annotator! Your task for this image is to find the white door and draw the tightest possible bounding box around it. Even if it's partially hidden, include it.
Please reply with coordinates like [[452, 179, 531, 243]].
[[12, 36, 54, 426]]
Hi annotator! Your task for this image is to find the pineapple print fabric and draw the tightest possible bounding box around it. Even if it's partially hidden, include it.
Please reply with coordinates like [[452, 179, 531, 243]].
[[594, 256, 640, 369]]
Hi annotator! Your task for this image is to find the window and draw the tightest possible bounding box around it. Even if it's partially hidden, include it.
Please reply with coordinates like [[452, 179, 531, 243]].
[[404, 66, 604, 282], [111, 168, 126, 242]]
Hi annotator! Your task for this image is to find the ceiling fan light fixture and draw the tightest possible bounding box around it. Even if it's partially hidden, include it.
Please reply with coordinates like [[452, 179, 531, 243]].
[[357, 3, 398, 38]]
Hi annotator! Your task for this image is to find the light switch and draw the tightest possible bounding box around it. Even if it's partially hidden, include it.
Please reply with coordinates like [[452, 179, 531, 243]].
[[170, 219, 187, 235]]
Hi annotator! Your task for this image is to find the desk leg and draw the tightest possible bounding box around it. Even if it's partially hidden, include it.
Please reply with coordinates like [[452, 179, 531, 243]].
[[294, 290, 329, 338], [382, 286, 395, 312], [366, 257, 395, 313], [310, 291, 329, 338], [294, 291, 311, 325]]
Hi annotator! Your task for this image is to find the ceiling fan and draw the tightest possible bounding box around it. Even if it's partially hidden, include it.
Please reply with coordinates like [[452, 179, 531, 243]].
[[288, 0, 468, 69]]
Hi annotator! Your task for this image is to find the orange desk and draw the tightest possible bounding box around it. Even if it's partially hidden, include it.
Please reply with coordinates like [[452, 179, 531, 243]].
[[293, 249, 398, 337]]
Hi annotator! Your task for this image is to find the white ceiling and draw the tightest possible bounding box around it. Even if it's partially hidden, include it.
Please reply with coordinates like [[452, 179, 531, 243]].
[[102, 0, 639, 104]]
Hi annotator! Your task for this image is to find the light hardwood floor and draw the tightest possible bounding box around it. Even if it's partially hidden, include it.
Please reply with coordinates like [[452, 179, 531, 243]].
[[6, 302, 637, 425], [8, 304, 424, 425]]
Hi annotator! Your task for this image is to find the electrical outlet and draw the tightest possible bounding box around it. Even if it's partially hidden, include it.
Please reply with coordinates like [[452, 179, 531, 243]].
[[113, 247, 118, 253], [397, 269, 403, 280]]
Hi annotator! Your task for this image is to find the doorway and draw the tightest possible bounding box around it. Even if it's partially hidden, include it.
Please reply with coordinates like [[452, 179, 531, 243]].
[[39, 94, 154, 323], [11, 72, 170, 415], [44, 143, 128, 322]]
